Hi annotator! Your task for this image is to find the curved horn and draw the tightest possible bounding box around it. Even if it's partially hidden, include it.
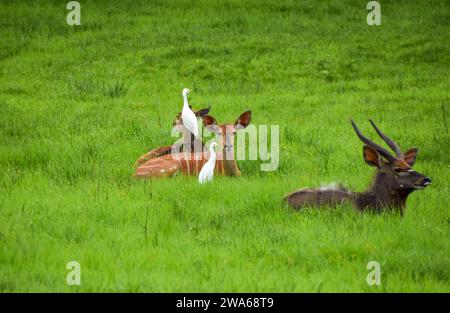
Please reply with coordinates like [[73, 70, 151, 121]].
[[369, 119, 403, 157], [349, 119, 396, 162]]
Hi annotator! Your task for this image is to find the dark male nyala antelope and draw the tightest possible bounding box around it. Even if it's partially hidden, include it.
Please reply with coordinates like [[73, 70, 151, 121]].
[[284, 119, 431, 215]]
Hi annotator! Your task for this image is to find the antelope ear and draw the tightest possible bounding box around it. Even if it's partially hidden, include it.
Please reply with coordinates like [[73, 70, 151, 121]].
[[195, 106, 211, 118], [404, 147, 418, 166], [234, 110, 252, 130], [202, 114, 219, 133], [363, 145, 382, 167]]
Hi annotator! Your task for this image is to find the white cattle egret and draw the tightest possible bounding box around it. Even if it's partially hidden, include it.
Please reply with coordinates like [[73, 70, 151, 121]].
[[181, 88, 199, 138], [199, 142, 217, 184]]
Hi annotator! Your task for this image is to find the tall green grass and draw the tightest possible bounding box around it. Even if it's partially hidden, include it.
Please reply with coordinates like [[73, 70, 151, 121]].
[[0, 0, 449, 292]]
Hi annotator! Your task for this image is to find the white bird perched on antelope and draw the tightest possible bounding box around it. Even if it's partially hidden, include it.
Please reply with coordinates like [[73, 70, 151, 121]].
[[181, 88, 200, 139], [198, 142, 217, 184]]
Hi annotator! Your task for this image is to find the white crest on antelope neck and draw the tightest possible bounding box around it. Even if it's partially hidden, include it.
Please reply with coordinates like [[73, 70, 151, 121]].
[[318, 182, 340, 191]]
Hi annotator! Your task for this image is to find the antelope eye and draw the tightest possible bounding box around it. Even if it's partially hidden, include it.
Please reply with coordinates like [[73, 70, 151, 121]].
[[394, 168, 403, 173]]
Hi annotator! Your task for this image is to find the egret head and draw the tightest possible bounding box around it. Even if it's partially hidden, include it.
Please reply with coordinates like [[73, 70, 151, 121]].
[[182, 88, 191, 97], [210, 142, 218, 151]]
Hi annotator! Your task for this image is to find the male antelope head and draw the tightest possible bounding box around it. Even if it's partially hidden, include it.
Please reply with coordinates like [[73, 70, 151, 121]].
[[285, 119, 431, 215], [350, 119, 431, 196], [134, 110, 252, 178]]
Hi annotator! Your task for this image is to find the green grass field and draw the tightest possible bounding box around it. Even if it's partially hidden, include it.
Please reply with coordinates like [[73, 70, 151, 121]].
[[0, 0, 449, 292]]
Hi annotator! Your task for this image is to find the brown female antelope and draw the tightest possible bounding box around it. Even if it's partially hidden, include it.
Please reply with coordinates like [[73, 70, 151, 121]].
[[134, 106, 211, 166], [134, 110, 252, 178], [284, 119, 431, 215]]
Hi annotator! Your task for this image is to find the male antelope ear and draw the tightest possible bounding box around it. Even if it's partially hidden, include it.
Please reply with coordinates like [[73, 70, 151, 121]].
[[202, 114, 219, 133], [234, 110, 252, 130], [363, 145, 382, 167], [195, 106, 211, 118], [404, 148, 418, 166]]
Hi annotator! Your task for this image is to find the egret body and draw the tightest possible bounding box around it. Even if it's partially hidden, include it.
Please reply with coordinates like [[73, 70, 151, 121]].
[[199, 142, 217, 184], [181, 88, 200, 138]]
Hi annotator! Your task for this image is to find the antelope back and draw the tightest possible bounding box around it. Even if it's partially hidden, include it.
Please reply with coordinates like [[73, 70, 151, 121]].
[[284, 185, 353, 209], [134, 152, 212, 178], [134, 146, 173, 167]]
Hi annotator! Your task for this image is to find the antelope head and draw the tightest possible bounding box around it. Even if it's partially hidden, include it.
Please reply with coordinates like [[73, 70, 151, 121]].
[[350, 119, 431, 195], [202, 110, 252, 176]]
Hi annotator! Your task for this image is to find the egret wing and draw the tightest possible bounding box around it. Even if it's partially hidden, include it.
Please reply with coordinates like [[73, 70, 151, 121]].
[[199, 160, 214, 184], [182, 109, 199, 138]]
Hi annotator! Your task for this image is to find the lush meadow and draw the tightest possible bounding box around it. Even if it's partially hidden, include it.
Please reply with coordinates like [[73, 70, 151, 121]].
[[0, 0, 449, 292]]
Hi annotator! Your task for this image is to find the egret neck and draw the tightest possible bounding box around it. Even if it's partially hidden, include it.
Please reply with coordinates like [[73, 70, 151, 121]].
[[182, 90, 189, 109]]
